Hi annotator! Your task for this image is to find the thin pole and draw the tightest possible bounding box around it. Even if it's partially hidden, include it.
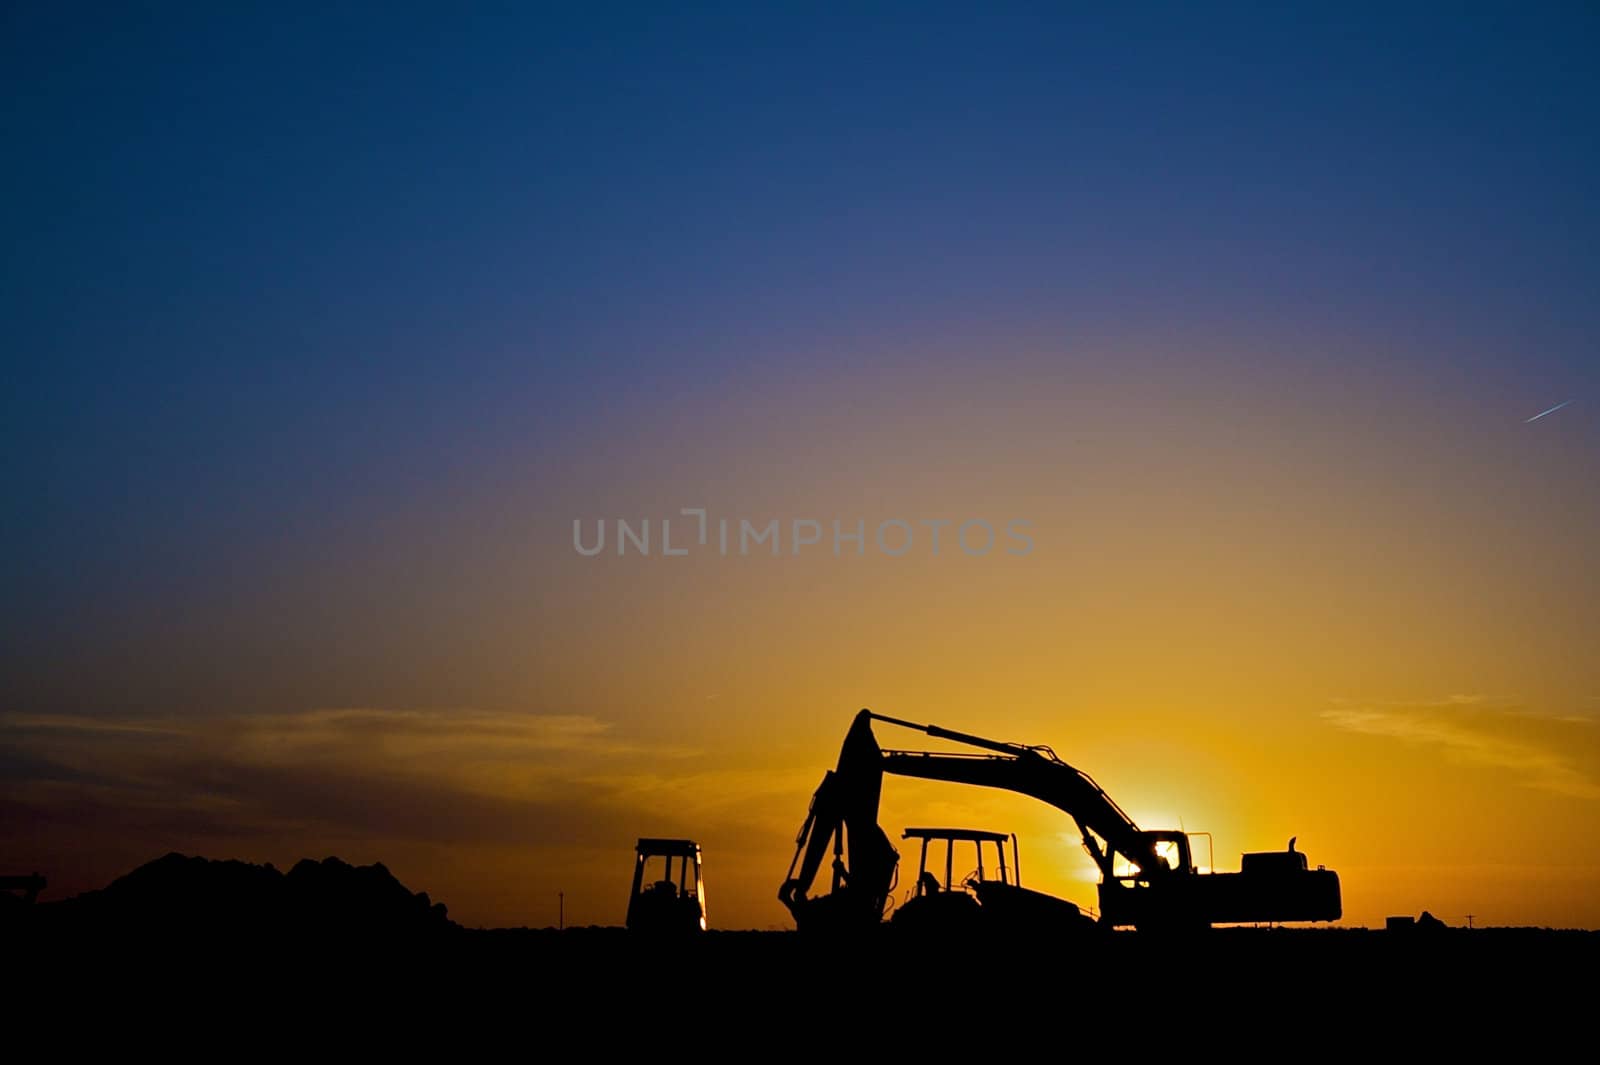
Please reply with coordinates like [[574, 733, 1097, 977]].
[[559, 891, 564, 930]]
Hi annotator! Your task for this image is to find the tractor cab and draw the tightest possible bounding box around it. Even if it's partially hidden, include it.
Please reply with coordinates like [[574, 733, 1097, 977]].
[[891, 826, 1095, 935], [904, 827, 1017, 897], [625, 838, 707, 933], [891, 827, 1016, 931]]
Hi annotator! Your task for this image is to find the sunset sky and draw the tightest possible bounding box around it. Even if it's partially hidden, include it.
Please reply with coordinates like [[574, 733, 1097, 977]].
[[4, 4, 1598, 931]]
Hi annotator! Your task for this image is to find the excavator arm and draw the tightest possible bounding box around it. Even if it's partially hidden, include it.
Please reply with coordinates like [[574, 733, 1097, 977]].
[[881, 754, 1158, 882]]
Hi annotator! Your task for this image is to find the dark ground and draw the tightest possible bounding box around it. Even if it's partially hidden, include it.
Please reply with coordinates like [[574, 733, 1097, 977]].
[[7, 854, 1595, 1029]]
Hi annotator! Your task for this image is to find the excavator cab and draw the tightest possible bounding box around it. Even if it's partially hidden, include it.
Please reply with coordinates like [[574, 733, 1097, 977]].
[[626, 838, 707, 933], [1111, 831, 1196, 882]]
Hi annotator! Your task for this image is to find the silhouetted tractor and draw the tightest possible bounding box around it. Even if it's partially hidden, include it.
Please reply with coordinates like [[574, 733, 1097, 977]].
[[890, 827, 1097, 935], [626, 838, 707, 933]]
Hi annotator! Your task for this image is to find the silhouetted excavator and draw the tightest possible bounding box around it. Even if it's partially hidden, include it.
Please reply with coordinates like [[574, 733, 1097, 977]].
[[779, 710, 1341, 933]]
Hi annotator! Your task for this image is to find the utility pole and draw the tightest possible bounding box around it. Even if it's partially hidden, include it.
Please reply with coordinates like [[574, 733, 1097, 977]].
[[559, 891, 564, 930], [1465, 913, 1474, 930]]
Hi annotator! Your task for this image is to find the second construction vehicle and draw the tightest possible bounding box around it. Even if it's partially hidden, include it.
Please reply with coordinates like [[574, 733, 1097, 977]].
[[890, 827, 1095, 934], [627, 838, 708, 933], [779, 710, 1341, 933]]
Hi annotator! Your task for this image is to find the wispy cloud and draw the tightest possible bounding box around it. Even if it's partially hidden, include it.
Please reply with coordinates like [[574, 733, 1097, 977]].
[[1322, 699, 1600, 801], [0, 707, 708, 850]]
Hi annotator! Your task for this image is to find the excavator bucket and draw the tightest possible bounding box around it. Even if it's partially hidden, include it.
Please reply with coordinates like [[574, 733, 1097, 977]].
[[778, 710, 899, 932]]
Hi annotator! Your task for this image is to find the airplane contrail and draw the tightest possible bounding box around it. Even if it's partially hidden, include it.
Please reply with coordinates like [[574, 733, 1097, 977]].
[[1524, 400, 1573, 423]]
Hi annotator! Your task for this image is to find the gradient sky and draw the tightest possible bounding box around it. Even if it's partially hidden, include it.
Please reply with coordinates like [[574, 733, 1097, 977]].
[[3, 3, 1598, 930]]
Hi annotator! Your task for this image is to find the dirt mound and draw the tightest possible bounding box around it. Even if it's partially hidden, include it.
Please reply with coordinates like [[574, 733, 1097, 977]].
[[29, 852, 454, 943]]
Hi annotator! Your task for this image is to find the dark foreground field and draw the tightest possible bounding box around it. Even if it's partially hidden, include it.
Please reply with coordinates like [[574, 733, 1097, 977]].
[[8, 854, 1595, 1026], [14, 922, 1597, 1035]]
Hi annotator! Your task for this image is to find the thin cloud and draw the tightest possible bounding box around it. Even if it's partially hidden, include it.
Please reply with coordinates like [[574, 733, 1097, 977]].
[[1322, 702, 1600, 801], [0, 707, 706, 851], [1524, 399, 1573, 423]]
